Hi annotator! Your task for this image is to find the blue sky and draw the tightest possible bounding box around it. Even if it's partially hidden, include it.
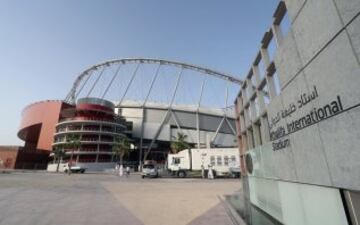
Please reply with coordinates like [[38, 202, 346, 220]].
[[0, 0, 278, 145]]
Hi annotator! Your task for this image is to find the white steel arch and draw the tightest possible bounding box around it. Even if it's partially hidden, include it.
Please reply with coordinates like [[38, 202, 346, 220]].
[[65, 58, 244, 104]]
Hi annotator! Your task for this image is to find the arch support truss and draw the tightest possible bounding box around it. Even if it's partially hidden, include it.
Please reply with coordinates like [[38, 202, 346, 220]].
[[65, 58, 244, 104]]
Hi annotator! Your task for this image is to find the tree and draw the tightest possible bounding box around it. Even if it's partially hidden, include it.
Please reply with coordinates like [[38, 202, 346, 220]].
[[53, 145, 65, 172], [65, 134, 81, 174], [112, 135, 131, 165], [170, 132, 191, 154]]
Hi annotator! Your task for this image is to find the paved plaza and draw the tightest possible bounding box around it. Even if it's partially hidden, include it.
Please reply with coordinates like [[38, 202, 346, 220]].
[[0, 172, 242, 225]]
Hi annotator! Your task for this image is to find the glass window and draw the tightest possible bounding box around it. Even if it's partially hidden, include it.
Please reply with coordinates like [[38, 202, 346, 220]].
[[210, 156, 215, 166], [143, 164, 155, 169], [217, 156, 222, 166], [231, 155, 236, 162], [172, 158, 180, 165], [224, 156, 229, 166]]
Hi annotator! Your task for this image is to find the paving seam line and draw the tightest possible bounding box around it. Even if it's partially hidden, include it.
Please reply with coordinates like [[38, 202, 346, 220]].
[[218, 195, 246, 225]]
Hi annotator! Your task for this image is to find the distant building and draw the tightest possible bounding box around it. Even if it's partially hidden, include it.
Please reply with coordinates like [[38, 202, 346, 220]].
[[234, 1, 360, 225], [2, 100, 71, 170], [0, 146, 48, 169], [0, 146, 20, 169]]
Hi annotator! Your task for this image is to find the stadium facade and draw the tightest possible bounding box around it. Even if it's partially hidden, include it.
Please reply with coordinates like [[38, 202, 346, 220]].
[[234, 1, 360, 225], [7, 58, 241, 172], [117, 100, 237, 163]]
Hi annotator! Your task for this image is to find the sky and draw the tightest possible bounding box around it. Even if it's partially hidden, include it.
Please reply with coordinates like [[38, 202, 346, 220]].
[[0, 0, 278, 145]]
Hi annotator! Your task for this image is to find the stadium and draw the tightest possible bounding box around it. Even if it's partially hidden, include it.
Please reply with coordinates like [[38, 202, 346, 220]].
[[15, 58, 244, 171]]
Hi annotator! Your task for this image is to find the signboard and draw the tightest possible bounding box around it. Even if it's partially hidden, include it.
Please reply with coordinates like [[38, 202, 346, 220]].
[[268, 86, 344, 151]]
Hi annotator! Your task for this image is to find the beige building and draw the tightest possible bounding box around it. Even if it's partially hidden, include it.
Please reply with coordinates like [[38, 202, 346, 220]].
[[235, 1, 360, 224]]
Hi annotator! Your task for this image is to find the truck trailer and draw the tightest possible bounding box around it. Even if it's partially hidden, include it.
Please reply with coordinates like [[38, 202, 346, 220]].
[[167, 148, 240, 178]]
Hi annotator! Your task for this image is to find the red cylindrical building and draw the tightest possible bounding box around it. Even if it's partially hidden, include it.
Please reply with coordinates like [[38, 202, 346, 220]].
[[52, 98, 127, 166]]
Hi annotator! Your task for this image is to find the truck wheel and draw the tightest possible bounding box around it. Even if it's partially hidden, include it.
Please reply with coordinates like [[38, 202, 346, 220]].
[[81, 170, 85, 173], [142, 175, 145, 179], [177, 171, 186, 178], [64, 169, 68, 173]]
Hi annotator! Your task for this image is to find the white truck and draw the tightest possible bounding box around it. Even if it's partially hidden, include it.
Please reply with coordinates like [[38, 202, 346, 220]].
[[167, 148, 241, 178]]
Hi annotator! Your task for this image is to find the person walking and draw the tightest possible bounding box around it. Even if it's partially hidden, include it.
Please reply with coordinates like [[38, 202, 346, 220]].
[[126, 166, 130, 178], [115, 163, 119, 176], [67, 161, 72, 175], [119, 164, 123, 177], [208, 164, 214, 179], [201, 165, 205, 179]]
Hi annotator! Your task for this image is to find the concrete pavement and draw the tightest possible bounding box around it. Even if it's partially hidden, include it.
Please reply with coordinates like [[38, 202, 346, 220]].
[[0, 172, 243, 225]]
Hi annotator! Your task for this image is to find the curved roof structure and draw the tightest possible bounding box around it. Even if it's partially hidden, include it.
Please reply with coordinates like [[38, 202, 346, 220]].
[[64, 58, 243, 114], [63, 58, 244, 160]]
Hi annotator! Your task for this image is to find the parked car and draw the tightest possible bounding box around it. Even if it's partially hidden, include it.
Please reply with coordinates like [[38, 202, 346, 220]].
[[141, 163, 158, 178], [63, 165, 86, 173], [229, 166, 241, 178]]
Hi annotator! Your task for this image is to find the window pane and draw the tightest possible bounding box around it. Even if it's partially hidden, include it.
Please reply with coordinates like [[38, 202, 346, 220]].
[[224, 156, 229, 166], [210, 156, 215, 166], [217, 156, 222, 166]]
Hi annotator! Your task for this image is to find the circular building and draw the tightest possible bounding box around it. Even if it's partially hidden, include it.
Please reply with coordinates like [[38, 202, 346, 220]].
[[52, 97, 127, 171]]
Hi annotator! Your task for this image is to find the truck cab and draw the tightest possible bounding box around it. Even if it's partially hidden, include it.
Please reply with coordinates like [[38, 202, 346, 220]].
[[167, 149, 190, 177]]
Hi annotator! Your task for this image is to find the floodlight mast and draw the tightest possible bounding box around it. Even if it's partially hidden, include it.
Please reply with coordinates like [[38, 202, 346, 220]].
[[64, 58, 244, 104]]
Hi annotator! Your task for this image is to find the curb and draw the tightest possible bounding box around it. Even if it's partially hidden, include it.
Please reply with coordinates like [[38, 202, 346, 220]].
[[218, 195, 247, 225]]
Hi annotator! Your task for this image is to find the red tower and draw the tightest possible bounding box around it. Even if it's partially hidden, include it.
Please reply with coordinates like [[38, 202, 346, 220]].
[[52, 98, 127, 165]]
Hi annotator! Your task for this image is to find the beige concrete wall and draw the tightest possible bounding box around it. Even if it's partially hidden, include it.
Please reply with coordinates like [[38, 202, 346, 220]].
[[235, 0, 360, 191]]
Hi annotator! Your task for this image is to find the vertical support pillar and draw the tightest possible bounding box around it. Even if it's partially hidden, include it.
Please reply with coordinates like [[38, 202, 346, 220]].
[[272, 24, 283, 47], [196, 79, 205, 149], [196, 112, 200, 148], [260, 115, 270, 142]]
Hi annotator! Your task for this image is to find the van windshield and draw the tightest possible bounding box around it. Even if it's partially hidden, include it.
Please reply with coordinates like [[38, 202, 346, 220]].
[[143, 165, 155, 169]]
